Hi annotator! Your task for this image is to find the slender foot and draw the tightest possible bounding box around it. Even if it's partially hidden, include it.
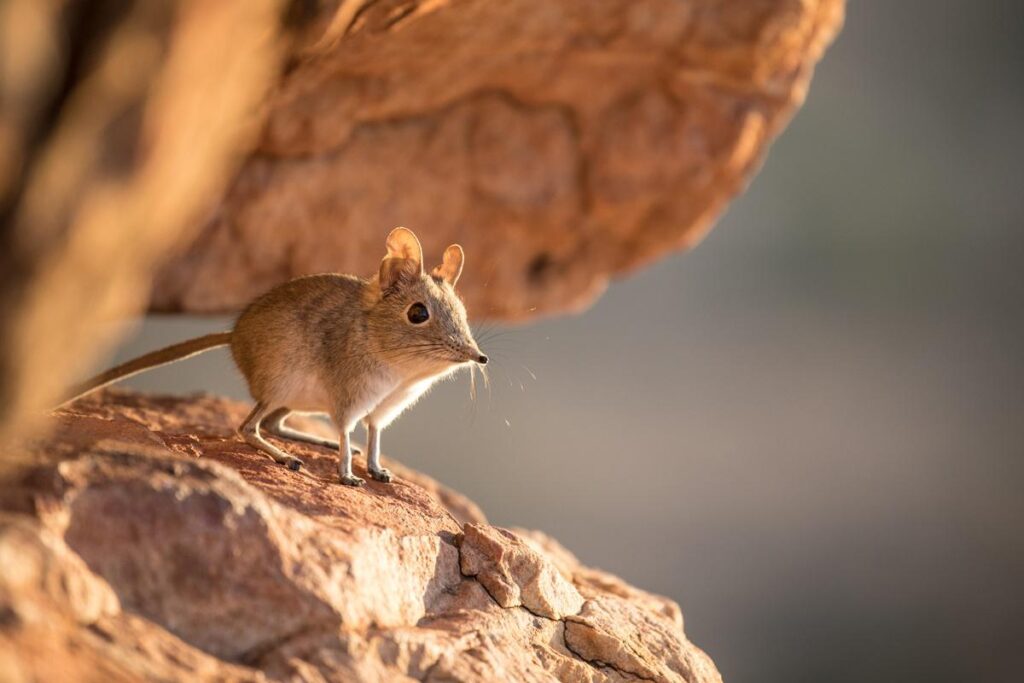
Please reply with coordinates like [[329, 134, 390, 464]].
[[243, 432, 303, 471], [240, 403, 304, 473], [369, 467, 392, 483], [341, 474, 366, 487]]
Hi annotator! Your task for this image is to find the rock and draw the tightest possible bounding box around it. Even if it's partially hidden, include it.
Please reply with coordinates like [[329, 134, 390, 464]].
[[0, 514, 120, 626], [152, 0, 845, 320], [0, 0, 284, 449], [0, 514, 262, 682], [565, 598, 720, 683], [460, 523, 584, 620], [0, 389, 722, 682], [516, 527, 686, 626]]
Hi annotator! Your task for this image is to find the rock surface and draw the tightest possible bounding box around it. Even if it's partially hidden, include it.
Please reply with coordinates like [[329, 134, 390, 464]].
[[152, 0, 844, 320], [0, 389, 720, 682]]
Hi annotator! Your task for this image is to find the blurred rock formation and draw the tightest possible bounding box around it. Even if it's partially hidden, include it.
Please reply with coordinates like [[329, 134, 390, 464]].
[[154, 0, 844, 321], [0, 0, 284, 447]]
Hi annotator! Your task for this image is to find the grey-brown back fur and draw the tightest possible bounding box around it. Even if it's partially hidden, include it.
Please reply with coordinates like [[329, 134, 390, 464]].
[[231, 267, 480, 424]]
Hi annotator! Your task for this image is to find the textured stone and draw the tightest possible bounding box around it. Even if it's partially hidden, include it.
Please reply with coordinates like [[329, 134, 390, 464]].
[[565, 597, 721, 683], [0, 389, 722, 682], [152, 0, 845, 320], [460, 523, 584, 620], [0, 515, 262, 682]]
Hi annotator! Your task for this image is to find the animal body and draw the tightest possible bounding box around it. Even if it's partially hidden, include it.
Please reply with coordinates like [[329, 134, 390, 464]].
[[64, 228, 487, 486]]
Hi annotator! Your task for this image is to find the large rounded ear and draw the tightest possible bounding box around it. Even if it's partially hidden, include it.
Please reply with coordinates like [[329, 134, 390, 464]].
[[385, 227, 424, 264], [431, 244, 464, 286], [379, 227, 424, 289]]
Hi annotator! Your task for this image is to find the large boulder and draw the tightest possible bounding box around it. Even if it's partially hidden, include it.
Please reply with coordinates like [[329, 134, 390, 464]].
[[0, 390, 721, 682], [152, 0, 845, 320]]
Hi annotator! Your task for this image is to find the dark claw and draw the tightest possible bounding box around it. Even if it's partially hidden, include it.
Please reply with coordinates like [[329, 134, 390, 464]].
[[369, 468, 392, 483], [286, 458, 302, 471], [341, 474, 366, 487]]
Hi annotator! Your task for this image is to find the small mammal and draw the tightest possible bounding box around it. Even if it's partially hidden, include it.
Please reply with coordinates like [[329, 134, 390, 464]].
[[62, 227, 487, 486]]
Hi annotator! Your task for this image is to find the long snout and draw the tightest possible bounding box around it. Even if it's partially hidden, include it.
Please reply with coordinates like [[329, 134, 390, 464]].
[[459, 345, 488, 365]]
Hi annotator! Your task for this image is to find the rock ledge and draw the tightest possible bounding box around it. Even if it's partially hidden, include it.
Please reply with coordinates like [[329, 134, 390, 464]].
[[0, 390, 719, 682]]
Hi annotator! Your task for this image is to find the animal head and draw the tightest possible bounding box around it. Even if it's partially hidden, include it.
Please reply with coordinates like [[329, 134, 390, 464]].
[[369, 227, 487, 371]]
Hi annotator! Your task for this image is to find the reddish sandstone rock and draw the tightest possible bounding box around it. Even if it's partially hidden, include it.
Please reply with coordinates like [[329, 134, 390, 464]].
[[0, 390, 721, 682], [152, 0, 844, 320]]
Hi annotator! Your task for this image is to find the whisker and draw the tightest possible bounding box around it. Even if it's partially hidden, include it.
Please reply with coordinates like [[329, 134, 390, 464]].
[[481, 364, 492, 405]]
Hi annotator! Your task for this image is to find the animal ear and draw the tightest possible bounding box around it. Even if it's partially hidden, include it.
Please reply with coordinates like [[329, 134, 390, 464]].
[[385, 227, 424, 265], [379, 227, 424, 289], [431, 244, 464, 286]]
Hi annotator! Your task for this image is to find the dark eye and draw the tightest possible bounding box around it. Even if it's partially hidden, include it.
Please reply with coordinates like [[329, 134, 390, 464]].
[[407, 302, 430, 324]]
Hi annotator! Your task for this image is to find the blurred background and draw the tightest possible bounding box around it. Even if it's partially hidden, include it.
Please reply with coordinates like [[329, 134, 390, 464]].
[[102, 1, 1023, 681]]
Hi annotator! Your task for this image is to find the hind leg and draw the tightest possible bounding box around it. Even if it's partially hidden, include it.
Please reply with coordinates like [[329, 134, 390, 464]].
[[262, 407, 361, 454], [239, 403, 304, 471]]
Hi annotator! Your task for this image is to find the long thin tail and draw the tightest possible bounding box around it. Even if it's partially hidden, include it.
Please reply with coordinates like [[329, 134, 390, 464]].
[[59, 332, 233, 406]]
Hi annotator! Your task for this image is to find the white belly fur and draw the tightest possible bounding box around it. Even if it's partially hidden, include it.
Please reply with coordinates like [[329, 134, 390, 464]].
[[270, 368, 333, 412], [268, 364, 453, 429], [368, 370, 456, 428], [345, 371, 402, 426]]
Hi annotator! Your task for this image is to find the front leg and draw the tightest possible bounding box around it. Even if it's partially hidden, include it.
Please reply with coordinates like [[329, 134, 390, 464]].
[[365, 424, 391, 483], [363, 380, 433, 484], [338, 429, 365, 487]]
